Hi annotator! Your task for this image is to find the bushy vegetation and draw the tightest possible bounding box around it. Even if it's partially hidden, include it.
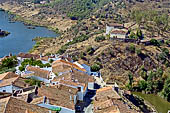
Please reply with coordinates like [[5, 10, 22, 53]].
[[91, 62, 101, 72], [19, 58, 51, 71], [57, 35, 89, 54], [86, 46, 95, 55], [24, 78, 41, 87], [95, 35, 105, 42], [131, 10, 169, 36], [128, 66, 170, 102], [37, 0, 113, 20], [0, 56, 17, 74], [129, 28, 143, 40]]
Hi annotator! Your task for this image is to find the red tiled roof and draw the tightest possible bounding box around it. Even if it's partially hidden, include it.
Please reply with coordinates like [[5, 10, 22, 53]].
[[17, 53, 40, 59], [110, 30, 127, 35], [107, 23, 124, 27], [52, 60, 86, 72], [1, 97, 55, 113], [38, 85, 78, 110], [0, 72, 19, 80], [27, 66, 50, 79]]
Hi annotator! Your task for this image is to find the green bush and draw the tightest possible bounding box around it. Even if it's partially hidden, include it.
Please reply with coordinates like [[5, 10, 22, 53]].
[[128, 44, 136, 53], [95, 35, 105, 42], [136, 48, 142, 55], [150, 39, 160, 46], [91, 63, 100, 72], [86, 46, 95, 55]]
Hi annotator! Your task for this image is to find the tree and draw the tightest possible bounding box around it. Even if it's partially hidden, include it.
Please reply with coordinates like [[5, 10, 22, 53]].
[[2, 56, 17, 68], [161, 77, 170, 101], [150, 39, 160, 46], [19, 66, 25, 72], [138, 80, 147, 91], [136, 28, 143, 40], [49, 59, 54, 63], [128, 44, 136, 53], [126, 73, 133, 90], [95, 35, 105, 42], [91, 63, 100, 72]]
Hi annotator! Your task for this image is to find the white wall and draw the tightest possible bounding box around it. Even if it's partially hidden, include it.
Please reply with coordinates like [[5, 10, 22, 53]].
[[77, 92, 84, 101], [88, 82, 94, 90], [106, 25, 114, 35], [110, 33, 126, 39], [0, 85, 21, 93]]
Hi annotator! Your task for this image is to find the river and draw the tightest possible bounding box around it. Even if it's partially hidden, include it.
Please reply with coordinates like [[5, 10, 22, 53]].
[[0, 11, 58, 58]]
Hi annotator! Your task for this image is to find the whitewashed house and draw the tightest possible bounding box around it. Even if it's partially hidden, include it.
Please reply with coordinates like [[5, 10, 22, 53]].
[[106, 23, 128, 39], [0, 77, 30, 93]]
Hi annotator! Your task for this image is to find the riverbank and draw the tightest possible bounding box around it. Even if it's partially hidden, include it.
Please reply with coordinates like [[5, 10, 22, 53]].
[[0, 11, 57, 57], [133, 92, 170, 113], [0, 1, 76, 32]]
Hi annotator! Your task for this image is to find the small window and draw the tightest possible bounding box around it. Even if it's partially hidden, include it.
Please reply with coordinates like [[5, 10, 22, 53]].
[[3, 90, 6, 92]]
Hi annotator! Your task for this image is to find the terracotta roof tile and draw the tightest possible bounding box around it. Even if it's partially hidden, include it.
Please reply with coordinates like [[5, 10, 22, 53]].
[[2, 97, 55, 113], [110, 30, 127, 35], [0, 77, 19, 87], [107, 23, 124, 27], [27, 66, 50, 79], [52, 60, 86, 72], [38, 85, 78, 110], [0, 72, 19, 80], [17, 53, 40, 59]]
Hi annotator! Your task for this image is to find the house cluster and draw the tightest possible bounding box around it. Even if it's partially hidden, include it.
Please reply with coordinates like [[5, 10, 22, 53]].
[[93, 86, 141, 113], [0, 52, 142, 113]]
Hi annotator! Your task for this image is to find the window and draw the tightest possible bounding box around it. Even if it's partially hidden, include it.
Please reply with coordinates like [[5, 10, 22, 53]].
[[3, 90, 6, 92]]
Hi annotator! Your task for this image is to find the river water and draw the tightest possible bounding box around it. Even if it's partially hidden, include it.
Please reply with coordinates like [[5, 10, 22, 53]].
[[0, 11, 57, 58]]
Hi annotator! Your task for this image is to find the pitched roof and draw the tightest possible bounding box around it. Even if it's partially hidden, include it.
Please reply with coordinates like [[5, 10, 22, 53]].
[[94, 99, 120, 113], [30, 96, 44, 104], [38, 85, 78, 110], [12, 77, 30, 88], [17, 53, 40, 59], [26, 66, 50, 79], [0, 72, 19, 80], [110, 30, 127, 35], [107, 23, 124, 27], [54, 69, 94, 84], [0, 77, 19, 87], [0, 97, 55, 113], [52, 60, 86, 72], [94, 87, 138, 113], [0, 76, 30, 88], [112, 99, 138, 113], [96, 87, 121, 101], [0, 92, 12, 99]]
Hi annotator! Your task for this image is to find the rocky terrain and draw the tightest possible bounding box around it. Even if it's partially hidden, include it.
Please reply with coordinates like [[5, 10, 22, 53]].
[[0, 1, 170, 102]]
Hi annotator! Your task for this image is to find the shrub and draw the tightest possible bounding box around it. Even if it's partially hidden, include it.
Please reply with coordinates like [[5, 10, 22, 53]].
[[86, 46, 95, 55], [19, 66, 25, 71], [136, 48, 142, 55], [150, 39, 160, 46], [95, 35, 105, 42], [138, 80, 147, 91], [91, 64, 100, 72], [128, 44, 136, 53]]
